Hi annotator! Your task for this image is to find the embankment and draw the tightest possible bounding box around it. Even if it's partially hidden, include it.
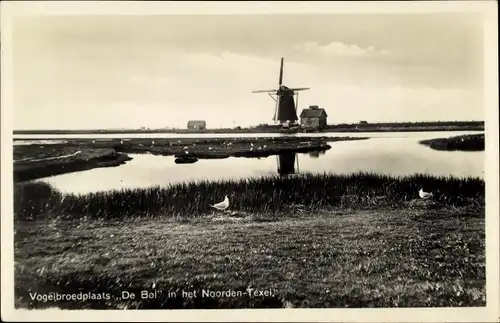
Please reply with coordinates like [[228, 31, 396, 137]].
[[14, 148, 131, 182], [419, 133, 484, 151]]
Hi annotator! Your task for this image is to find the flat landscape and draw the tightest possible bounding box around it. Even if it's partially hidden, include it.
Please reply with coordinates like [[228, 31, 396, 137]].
[[7, 9, 494, 319], [12, 131, 486, 309], [14, 170, 485, 309], [13, 120, 485, 135]]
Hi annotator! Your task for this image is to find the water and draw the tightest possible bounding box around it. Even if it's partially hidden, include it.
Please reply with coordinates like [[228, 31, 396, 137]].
[[35, 131, 484, 195]]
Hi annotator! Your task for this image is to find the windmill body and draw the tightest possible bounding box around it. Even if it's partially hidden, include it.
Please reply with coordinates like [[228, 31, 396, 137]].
[[252, 58, 310, 128]]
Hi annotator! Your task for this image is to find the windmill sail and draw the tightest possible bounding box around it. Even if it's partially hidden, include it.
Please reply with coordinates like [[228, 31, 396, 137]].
[[253, 57, 310, 124]]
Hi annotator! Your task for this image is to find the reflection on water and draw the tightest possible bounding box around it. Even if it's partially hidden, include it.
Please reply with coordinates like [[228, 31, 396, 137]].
[[308, 150, 327, 158], [277, 152, 298, 176], [39, 133, 485, 195]]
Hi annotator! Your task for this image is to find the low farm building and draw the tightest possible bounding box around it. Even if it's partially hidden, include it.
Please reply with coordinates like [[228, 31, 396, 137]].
[[187, 120, 207, 130], [299, 106, 328, 129]]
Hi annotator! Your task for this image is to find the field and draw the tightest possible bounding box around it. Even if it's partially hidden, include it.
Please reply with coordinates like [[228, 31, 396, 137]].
[[13, 136, 366, 182], [14, 173, 485, 309], [12, 120, 484, 134], [419, 133, 485, 151]]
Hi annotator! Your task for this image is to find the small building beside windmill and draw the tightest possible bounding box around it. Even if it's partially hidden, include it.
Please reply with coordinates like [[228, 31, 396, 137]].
[[187, 120, 207, 131], [299, 106, 328, 129]]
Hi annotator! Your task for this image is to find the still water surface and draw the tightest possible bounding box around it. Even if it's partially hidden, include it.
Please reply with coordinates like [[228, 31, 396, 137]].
[[37, 131, 484, 195]]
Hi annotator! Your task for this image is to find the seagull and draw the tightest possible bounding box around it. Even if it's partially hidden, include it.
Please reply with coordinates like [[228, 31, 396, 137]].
[[419, 188, 434, 199], [211, 195, 230, 211]]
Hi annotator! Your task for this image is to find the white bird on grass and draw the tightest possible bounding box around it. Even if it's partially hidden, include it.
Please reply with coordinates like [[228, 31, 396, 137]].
[[211, 195, 230, 211], [419, 188, 434, 199]]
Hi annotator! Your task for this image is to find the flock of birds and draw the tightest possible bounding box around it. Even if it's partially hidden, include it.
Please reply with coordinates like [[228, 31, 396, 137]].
[[210, 188, 434, 213]]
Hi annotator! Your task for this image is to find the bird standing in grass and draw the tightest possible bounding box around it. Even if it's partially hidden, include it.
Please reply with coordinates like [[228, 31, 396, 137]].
[[419, 188, 434, 199], [211, 195, 230, 211]]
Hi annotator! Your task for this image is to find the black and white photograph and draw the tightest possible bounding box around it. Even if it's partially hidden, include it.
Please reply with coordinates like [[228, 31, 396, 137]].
[[1, 1, 499, 322]]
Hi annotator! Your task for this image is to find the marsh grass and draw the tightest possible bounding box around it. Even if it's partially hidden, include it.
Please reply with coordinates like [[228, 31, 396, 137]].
[[13, 173, 486, 309], [419, 134, 485, 151], [15, 172, 484, 221]]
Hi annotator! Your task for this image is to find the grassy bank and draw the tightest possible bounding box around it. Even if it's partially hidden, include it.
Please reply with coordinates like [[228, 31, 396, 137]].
[[14, 209, 485, 309], [13, 172, 485, 309], [14, 147, 131, 182], [15, 173, 484, 221], [419, 134, 485, 151]]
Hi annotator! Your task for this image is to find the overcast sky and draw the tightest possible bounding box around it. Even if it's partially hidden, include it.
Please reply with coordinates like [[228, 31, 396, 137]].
[[12, 13, 484, 129]]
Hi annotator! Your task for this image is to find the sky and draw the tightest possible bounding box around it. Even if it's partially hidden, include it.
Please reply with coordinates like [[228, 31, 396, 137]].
[[11, 13, 485, 129]]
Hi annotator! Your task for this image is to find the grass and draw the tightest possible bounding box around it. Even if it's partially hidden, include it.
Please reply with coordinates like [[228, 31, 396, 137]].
[[14, 209, 485, 309], [13, 172, 486, 309], [419, 134, 485, 151], [15, 172, 484, 221]]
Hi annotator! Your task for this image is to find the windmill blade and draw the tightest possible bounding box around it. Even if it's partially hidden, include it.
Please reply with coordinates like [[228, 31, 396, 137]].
[[252, 89, 277, 93], [278, 57, 284, 87], [296, 91, 299, 112], [289, 87, 310, 91], [273, 95, 279, 122], [268, 93, 277, 101]]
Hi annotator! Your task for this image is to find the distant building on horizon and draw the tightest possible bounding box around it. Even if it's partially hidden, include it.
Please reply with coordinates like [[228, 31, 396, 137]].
[[187, 120, 207, 130], [299, 106, 328, 129]]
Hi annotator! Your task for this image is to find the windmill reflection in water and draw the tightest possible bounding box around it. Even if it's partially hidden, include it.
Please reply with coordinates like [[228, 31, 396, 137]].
[[276, 151, 299, 176], [276, 149, 327, 176]]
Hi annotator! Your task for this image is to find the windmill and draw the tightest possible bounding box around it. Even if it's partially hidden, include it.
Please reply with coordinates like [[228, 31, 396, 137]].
[[252, 58, 310, 127]]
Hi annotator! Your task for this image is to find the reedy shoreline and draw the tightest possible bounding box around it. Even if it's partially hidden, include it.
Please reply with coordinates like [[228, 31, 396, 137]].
[[15, 172, 484, 221]]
